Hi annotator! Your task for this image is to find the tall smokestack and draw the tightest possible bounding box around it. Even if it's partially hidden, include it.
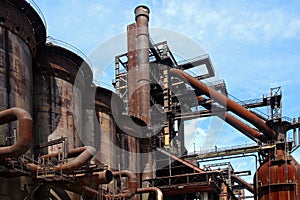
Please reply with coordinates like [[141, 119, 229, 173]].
[[134, 5, 150, 125]]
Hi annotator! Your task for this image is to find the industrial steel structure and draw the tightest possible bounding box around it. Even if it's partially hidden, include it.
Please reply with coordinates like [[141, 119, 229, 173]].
[[0, 1, 299, 199]]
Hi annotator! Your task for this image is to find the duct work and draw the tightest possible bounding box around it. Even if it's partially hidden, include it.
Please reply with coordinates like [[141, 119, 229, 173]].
[[1, 1, 300, 200], [136, 187, 163, 200], [0, 108, 33, 159], [171, 68, 275, 141], [48, 170, 114, 198], [106, 170, 138, 199], [26, 146, 96, 173], [231, 175, 254, 194], [196, 96, 266, 142]]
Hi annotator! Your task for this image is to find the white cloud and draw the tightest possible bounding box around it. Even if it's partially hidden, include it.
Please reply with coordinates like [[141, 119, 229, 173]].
[[184, 117, 224, 152], [153, 1, 300, 43], [39, 0, 300, 150], [88, 4, 111, 16], [283, 19, 300, 39]]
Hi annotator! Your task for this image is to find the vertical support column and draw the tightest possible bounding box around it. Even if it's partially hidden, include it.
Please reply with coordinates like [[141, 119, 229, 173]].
[[298, 117, 300, 146], [162, 42, 171, 149], [114, 57, 120, 95], [270, 87, 282, 119], [293, 118, 297, 148], [163, 66, 171, 148]]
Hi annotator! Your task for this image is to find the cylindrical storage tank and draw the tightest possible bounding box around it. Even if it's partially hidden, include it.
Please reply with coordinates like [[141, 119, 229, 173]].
[[93, 86, 125, 169], [0, 1, 46, 199], [255, 150, 300, 200], [33, 44, 91, 154], [0, 0, 46, 147]]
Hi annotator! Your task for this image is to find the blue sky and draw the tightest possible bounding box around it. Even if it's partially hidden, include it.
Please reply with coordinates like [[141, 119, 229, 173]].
[[34, 0, 300, 183]]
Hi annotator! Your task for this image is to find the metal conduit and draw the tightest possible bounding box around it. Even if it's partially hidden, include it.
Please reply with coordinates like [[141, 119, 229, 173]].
[[231, 174, 254, 194], [0, 107, 33, 159], [197, 96, 265, 142], [50, 184, 99, 198], [156, 147, 205, 173], [40, 146, 89, 159], [105, 170, 138, 199], [136, 187, 163, 200], [135, 5, 151, 124], [171, 68, 275, 140], [27, 170, 113, 198], [54, 146, 95, 173], [27, 146, 96, 173]]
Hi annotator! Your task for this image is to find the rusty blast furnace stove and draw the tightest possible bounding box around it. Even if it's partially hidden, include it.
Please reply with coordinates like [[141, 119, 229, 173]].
[[0, 1, 299, 200], [114, 5, 300, 200]]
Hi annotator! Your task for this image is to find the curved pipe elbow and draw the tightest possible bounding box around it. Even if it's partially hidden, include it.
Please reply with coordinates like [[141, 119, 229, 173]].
[[111, 170, 138, 199], [27, 146, 96, 174], [0, 107, 33, 159], [54, 146, 96, 173], [136, 187, 163, 200]]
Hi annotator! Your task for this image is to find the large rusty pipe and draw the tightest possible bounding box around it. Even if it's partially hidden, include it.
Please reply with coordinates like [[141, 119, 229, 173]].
[[28, 169, 112, 197], [224, 114, 265, 142], [50, 183, 99, 198], [74, 170, 113, 185], [40, 146, 90, 159], [135, 5, 150, 124], [136, 187, 163, 200], [197, 96, 265, 141], [156, 147, 205, 173], [53, 170, 113, 185], [172, 68, 275, 140], [0, 108, 33, 158], [106, 170, 138, 199], [231, 174, 254, 194], [27, 146, 96, 173], [54, 146, 96, 173]]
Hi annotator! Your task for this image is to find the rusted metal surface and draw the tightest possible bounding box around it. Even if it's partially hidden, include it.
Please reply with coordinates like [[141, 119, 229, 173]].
[[197, 96, 265, 141], [70, 170, 113, 185], [127, 23, 138, 118], [105, 170, 138, 199], [93, 86, 125, 169], [40, 146, 87, 159], [0, 25, 33, 147], [54, 146, 95, 173], [0, 4, 42, 167], [231, 174, 254, 194], [116, 114, 144, 198], [136, 187, 163, 200], [159, 183, 220, 196], [0, 0, 46, 55], [48, 170, 113, 198], [156, 147, 205, 173], [255, 150, 300, 200], [27, 146, 96, 173], [25, 168, 113, 198], [177, 54, 215, 80], [0, 108, 32, 159], [172, 68, 275, 140], [50, 183, 99, 198], [33, 44, 91, 154], [224, 113, 265, 142], [94, 86, 125, 119], [134, 5, 150, 125]]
